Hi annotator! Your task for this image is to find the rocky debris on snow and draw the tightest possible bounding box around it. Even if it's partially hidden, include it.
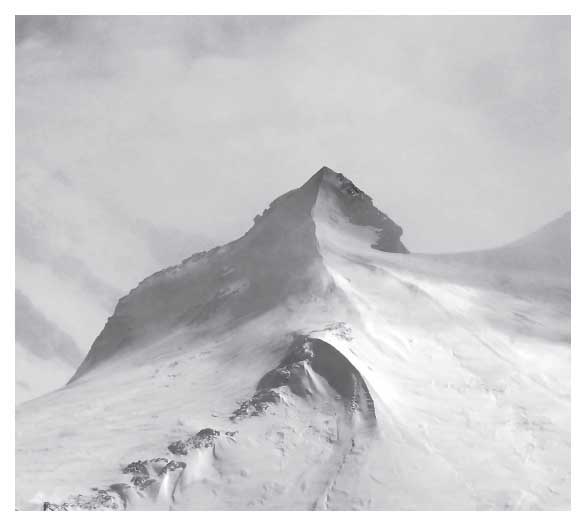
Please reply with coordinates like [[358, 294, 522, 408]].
[[41, 427, 231, 510], [231, 389, 282, 420], [42, 489, 121, 511], [121, 460, 154, 490], [43, 502, 67, 511], [160, 460, 187, 474], [121, 456, 188, 489], [168, 427, 221, 455], [150, 456, 171, 471], [122, 460, 149, 476]]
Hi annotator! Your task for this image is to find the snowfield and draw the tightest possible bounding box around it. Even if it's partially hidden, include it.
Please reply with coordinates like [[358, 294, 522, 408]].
[[15, 167, 570, 510]]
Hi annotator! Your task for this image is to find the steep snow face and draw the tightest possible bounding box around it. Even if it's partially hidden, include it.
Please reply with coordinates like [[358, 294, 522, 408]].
[[316, 170, 408, 253], [16, 167, 569, 510]]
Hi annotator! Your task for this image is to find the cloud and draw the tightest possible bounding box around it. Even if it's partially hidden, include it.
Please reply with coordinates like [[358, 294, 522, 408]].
[[16, 16, 570, 253]]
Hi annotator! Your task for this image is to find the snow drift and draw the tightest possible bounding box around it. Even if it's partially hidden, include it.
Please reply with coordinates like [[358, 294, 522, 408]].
[[16, 167, 570, 510]]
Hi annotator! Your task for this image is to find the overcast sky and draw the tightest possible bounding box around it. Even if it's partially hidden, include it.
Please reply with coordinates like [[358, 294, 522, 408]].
[[16, 16, 570, 253]]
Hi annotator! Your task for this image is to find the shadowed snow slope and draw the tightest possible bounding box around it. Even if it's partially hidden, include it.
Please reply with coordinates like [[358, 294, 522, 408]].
[[16, 167, 569, 510], [16, 290, 84, 403], [16, 167, 214, 403]]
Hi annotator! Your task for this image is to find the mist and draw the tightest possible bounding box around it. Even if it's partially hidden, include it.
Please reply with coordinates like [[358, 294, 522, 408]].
[[16, 15, 570, 253]]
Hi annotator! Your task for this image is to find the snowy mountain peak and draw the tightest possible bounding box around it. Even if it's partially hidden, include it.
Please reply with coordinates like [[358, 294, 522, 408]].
[[69, 167, 407, 381], [307, 164, 336, 179], [18, 171, 570, 510], [255, 166, 408, 253], [303, 165, 370, 199]]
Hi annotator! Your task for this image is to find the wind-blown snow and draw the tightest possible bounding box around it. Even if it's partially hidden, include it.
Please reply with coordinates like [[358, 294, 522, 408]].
[[16, 167, 570, 510]]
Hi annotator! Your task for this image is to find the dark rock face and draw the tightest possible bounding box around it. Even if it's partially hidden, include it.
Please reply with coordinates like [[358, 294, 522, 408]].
[[168, 428, 221, 455], [231, 335, 376, 422]]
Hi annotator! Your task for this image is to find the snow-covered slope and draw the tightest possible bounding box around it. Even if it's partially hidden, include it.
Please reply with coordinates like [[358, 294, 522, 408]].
[[15, 167, 570, 510], [437, 211, 570, 273]]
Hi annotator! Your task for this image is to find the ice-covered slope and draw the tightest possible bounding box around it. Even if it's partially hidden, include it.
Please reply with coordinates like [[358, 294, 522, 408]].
[[15, 167, 569, 510]]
